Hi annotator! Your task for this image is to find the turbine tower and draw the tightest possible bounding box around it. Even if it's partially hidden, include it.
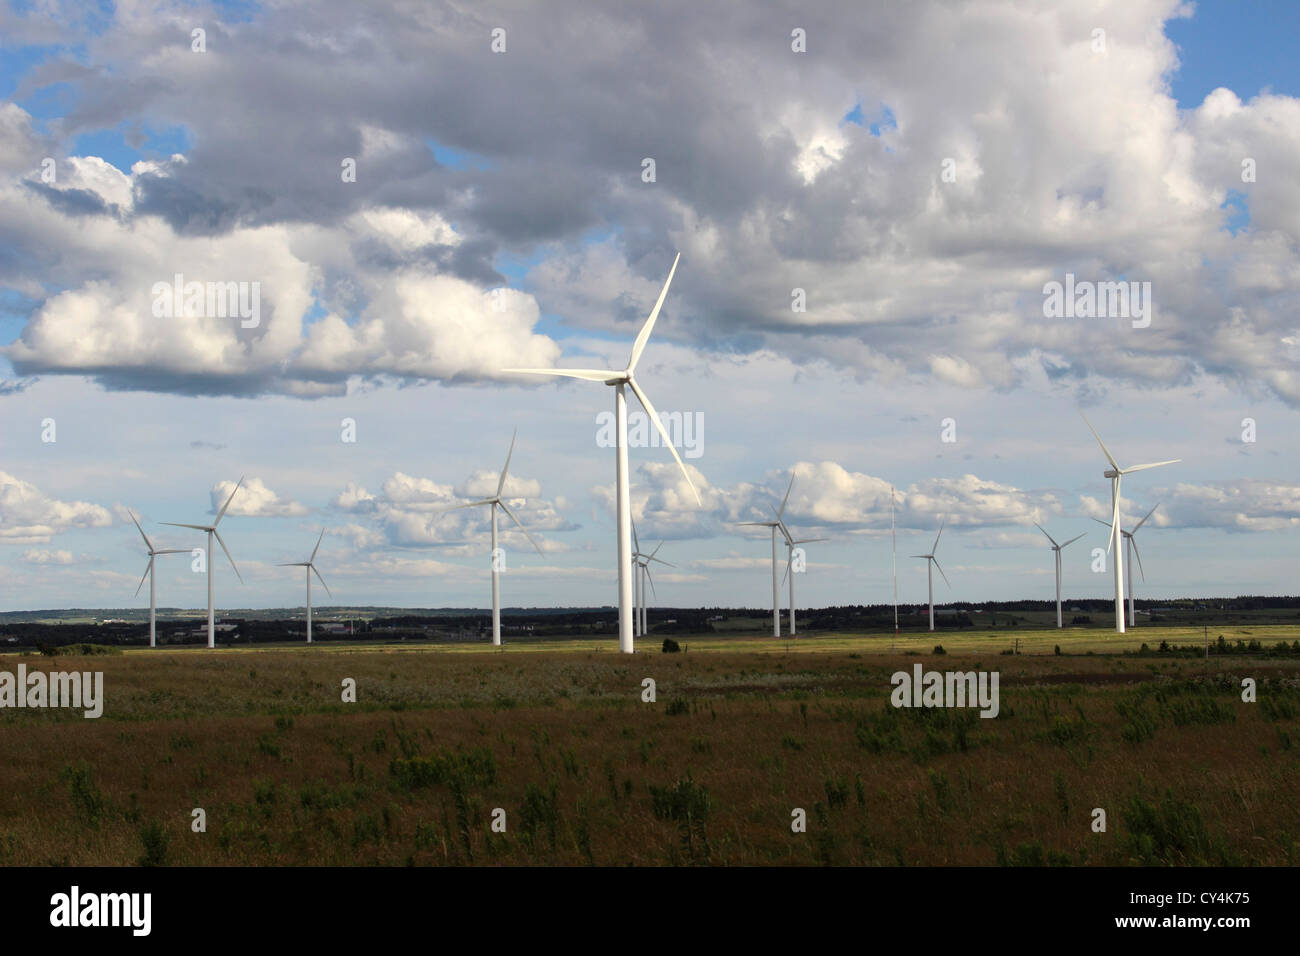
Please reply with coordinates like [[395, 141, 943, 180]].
[[1081, 414, 1179, 633], [774, 510, 826, 637], [278, 529, 331, 644], [444, 430, 544, 646], [911, 518, 948, 632], [1033, 523, 1086, 628], [737, 473, 795, 637], [162, 477, 244, 649], [504, 253, 700, 654], [128, 510, 187, 648], [1093, 502, 1159, 628]]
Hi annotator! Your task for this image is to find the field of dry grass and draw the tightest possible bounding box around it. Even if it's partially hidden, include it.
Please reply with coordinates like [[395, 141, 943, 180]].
[[2, 633, 1299, 866]]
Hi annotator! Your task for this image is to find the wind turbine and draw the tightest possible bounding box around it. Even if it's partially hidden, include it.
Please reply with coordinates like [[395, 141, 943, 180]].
[[1033, 523, 1086, 628], [1093, 502, 1159, 628], [911, 518, 948, 632], [128, 510, 187, 648], [631, 519, 672, 638], [1081, 414, 1179, 633], [737, 473, 795, 637], [503, 253, 700, 654], [162, 477, 244, 649], [443, 430, 544, 647], [278, 529, 331, 644], [777, 520, 828, 637]]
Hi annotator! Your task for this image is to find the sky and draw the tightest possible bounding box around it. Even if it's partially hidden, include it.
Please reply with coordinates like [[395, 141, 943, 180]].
[[0, 0, 1297, 614]]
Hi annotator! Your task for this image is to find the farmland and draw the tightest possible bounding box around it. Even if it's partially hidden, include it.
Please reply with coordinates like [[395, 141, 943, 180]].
[[1, 629, 1298, 866]]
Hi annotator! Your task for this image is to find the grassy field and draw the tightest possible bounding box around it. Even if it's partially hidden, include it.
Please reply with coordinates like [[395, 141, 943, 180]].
[[2, 629, 1298, 866]]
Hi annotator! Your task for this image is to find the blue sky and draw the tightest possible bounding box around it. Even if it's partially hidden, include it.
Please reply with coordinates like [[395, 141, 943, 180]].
[[0, 0, 1297, 614]]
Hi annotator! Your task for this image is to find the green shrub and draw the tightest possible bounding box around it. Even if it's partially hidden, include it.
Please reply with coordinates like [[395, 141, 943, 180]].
[[661, 638, 681, 653], [137, 820, 169, 867]]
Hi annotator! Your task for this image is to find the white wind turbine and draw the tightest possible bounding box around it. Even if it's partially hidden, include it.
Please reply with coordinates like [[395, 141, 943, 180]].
[[911, 518, 948, 632], [1093, 502, 1159, 629], [737, 473, 795, 637], [1033, 523, 1086, 629], [632, 520, 673, 638], [443, 429, 544, 647], [278, 529, 331, 644], [162, 477, 244, 649], [774, 513, 827, 637], [128, 510, 188, 648], [1081, 414, 1179, 634], [503, 253, 700, 654]]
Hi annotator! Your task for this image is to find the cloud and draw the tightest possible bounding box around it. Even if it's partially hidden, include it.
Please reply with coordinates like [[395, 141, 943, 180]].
[[213, 476, 308, 517], [0, 2, 1296, 407], [1081, 479, 1300, 532], [22, 548, 76, 565], [0, 472, 113, 544]]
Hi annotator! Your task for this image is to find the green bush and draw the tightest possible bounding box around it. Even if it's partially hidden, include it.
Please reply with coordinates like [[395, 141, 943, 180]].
[[661, 638, 681, 653], [137, 820, 169, 867]]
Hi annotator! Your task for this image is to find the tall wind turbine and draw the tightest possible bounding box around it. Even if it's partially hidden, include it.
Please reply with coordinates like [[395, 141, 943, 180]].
[[444, 430, 544, 647], [738, 473, 795, 637], [278, 529, 331, 644], [1093, 502, 1159, 628], [777, 521, 828, 637], [1081, 414, 1179, 633], [162, 477, 244, 649], [1033, 523, 1086, 628], [911, 518, 948, 632], [503, 253, 700, 654], [128, 510, 187, 648]]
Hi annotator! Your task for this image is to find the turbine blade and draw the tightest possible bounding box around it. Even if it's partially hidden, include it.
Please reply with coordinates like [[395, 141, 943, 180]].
[[134, 561, 150, 598], [501, 367, 621, 382], [932, 557, 951, 588], [627, 378, 701, 506], [794, 537, 829, 545], [1108, 478, 1122, 554], [497, 428, 517, 498], [932, 517, 946, 554], [1079, 411, 1120, 472], [128, 509, 153, 551], [782, 553, 791, 586], [1033, 522, 1058, 548], [215, 476, 244, 526], [1130, 537, 1145, 582], [627, 252, 680, 372], [1132, 502, 1159, 533], [438, 499, 495, 514], [1060, 532, 1087, 549], [648, 541, 663, 559], [213, 529, 243, 584], [499, 501, 544, 556], [631, 516, 640, 555], [310, 528, 325, 564], [649, 556, 675, 568], [277, 562, 309, 567], [162, 522, 210, 531], [311, 564, 332, 598], [778, 472, 795, 520], [1121, 459, 1180, 474], [736, 521, 774, 527], [643, 565, 657, 599]]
